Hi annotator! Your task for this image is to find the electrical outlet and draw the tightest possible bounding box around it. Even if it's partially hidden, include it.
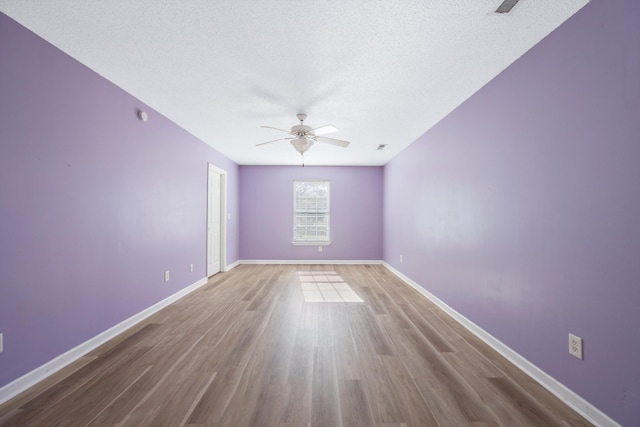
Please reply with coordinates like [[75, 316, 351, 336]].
[[164, 271, 170, 282], [318, 246, 322, 252], [400, 254, 403, 263], [190, 264, 194, 272], [0, 333, 3, 353], [569, 333, 583, 359]]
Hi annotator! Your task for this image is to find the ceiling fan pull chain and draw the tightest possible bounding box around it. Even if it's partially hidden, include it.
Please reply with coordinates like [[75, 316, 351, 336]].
[[301, 153, 305, 167]]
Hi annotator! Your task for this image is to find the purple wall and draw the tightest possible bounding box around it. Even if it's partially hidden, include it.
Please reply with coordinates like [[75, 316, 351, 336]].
[[383, 0, 640, 425], [0, 14, 239, 388], [239, 166, 383, 261]]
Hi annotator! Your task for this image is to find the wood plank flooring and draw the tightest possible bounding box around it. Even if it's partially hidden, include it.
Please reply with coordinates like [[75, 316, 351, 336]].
[[0, 264, 593, 426]]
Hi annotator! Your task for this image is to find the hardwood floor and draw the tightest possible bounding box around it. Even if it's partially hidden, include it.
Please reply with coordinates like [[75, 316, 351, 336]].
[[0, 264, 592, 426]]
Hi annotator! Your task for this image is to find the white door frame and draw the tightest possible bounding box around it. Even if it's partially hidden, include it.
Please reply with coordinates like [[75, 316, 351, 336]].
[[207, 163, 227, 276]]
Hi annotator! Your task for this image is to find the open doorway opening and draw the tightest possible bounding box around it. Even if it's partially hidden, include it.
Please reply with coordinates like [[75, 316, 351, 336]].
[[207, 163, 227, 276]]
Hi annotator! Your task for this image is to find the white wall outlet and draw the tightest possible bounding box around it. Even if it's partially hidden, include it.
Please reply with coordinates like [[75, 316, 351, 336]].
[[569, 333, 583, 359], [0, 333, 3, 353], [164, 271, 170, 282], [318, 246, 322, 252], [190, 264, 194, 272], [400, 254, 403, 263], [227, 213, 231, 220]]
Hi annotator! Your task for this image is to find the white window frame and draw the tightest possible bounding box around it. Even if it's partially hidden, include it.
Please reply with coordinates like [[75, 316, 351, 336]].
[[292, 180, 331, 245]]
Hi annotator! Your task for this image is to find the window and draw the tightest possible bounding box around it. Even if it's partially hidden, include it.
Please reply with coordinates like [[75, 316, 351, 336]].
[[293, 180, 330, 244]]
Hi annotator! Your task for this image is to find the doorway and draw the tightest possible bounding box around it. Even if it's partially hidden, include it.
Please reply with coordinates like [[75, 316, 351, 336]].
[[207, 163, 227, 277]]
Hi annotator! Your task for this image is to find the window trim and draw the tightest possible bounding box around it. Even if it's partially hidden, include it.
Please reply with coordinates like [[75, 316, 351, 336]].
[[292, 180, 331, 245]]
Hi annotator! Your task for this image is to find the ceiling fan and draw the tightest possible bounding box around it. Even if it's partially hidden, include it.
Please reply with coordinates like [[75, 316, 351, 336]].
[[256, 114, 350, 164]]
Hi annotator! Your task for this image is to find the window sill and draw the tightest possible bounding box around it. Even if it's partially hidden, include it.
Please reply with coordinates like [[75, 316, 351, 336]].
[[292, 241, 331, 246]]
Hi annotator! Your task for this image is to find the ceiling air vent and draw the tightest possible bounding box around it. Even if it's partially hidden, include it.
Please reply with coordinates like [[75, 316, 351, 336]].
[[495, 0, 520, 14], [377, 144, 387, 150]]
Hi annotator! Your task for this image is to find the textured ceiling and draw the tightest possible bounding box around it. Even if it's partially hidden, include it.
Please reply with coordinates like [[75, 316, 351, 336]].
[[0, 0, 589, 166]]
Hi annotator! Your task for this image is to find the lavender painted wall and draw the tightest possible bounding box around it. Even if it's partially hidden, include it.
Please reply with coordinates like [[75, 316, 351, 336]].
[[239, 166, 383, 261], [0, 14, 239, 388], [383, 0, 640, 424]]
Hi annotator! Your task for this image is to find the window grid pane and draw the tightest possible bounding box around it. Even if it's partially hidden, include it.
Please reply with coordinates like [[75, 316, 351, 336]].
[[293, 181, 330, 243]]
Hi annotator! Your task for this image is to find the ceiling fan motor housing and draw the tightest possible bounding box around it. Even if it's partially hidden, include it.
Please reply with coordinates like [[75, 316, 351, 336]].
[[291, 124, 313, 136]]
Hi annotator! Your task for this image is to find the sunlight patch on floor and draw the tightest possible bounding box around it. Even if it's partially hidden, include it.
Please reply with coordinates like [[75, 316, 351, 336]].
[[297, 271, 363, 303]]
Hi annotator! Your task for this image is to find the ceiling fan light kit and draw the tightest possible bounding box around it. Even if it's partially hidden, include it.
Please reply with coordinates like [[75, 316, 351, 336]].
[[257, 113, 350, 164], [291, 136, 314, 154]]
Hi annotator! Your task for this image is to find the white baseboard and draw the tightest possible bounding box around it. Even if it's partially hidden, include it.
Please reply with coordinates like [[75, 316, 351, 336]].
[[382, 262, 619, 427], [0, 276, 209, 405], [240, 259, 383, 265], [225, 260, 241, 271]]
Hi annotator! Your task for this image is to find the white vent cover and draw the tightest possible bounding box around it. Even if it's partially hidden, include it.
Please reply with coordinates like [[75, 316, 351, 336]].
[[496, 0, 520, 14]]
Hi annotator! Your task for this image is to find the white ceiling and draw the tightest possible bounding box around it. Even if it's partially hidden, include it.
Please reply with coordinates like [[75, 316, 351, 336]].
[[1, 0, 588, 166]]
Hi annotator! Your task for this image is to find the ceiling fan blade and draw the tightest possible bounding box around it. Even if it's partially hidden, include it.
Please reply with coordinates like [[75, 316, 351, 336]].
[[312, 125, 339, 136], [260, 125, 291, 134], [315, 136, 350, 148], [256, 137, 294, 146]]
